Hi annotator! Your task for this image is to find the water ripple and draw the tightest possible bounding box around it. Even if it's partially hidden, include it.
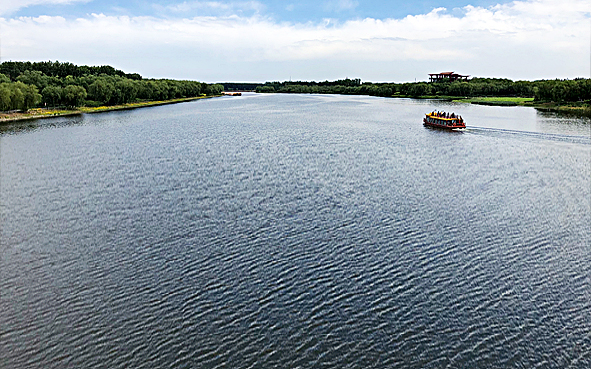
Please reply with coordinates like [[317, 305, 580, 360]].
[[1, 94, 590, 368]]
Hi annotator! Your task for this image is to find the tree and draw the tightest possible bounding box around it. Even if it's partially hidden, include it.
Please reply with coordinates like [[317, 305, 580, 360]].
[[0, 83, 12, 111], [16, 70, 50, 91], [578, 78, 591, 101], [115, 79, 138, 103], [206, 84, 224, 95], [63, 85, 87, 108], [0, 60, 141, 79], [20, 82, 42, 110], [88, 78, 115, 104], [64, 75, 77, 86], [42, 85, 63, 108], [9, 85, 24, 110], [136, 80, 155, 100], [407, 83, 431, 97], [2, 61, 229, 107], [256, 85, 275, 93], [447, 82, 473, 97]]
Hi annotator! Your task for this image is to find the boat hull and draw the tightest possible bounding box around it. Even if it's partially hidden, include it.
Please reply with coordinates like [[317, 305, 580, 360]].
[[423, 117, 465, 130]]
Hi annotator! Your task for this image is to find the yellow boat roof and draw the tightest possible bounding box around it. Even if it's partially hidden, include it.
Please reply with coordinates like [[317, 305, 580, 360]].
[[426, 113, 457, 121]]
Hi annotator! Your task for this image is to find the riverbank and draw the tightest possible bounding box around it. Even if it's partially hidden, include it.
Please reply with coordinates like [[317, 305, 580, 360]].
[[405, 95, 590, 116], [462, 98, 590, 116], [0, 95, 218, 124]]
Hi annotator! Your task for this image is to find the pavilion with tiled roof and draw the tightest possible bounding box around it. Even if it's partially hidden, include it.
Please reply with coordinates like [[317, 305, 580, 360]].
[[428, 72, 470, 82]]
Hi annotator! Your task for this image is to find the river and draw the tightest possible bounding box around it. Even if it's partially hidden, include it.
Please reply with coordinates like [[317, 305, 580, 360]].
[[1, 93, 590, 368]]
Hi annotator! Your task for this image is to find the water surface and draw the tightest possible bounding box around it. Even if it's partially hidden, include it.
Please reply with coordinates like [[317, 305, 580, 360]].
[[1, 94, 590, 368]]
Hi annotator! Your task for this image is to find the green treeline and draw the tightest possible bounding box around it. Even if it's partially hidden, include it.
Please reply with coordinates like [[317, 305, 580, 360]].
[[255, 77, 591, 103], [0, 61, 223, 111], [221, 82, 261, 91], [0, 61, 142, 81]]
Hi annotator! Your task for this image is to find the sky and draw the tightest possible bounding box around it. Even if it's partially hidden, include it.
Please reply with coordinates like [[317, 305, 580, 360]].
[[0, 0, 589, 82]]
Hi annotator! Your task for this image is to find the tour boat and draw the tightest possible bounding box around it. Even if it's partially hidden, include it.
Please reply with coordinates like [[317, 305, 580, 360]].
[[423, 112, 465, 129]]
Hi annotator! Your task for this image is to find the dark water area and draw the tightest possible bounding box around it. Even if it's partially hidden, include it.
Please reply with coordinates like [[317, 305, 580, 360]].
[[1, 94, 590, 368]]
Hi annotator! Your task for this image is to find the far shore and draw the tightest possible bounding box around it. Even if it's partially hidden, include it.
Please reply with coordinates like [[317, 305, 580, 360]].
[[0, 95, 219, 124], [373, 94, 590, 116], [417, 96, 590, 116], [2, 93, 588, 124]]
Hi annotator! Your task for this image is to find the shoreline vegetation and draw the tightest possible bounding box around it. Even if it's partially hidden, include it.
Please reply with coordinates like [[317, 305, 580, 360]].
[[0, 61, 223, 124], [424, 96, 589, 115], [0, 96, 217, 123], [248, 78, 590, 116], [1, 61, 589, 123]]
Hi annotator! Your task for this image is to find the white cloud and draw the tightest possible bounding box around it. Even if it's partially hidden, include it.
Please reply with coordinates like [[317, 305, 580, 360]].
[[0, 0, 89, 15], [0, 0, 589, 81]]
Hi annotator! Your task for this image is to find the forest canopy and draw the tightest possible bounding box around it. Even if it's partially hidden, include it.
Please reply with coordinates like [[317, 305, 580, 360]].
[[0, 61, 223, 111], [1, 60, 588, 111], [255, 77, 590, 103]]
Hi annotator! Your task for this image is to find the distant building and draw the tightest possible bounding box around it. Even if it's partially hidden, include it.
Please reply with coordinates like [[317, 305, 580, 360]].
[[429, 72, 470, 82]]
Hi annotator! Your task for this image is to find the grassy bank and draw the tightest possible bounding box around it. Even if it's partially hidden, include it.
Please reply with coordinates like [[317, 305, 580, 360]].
[[0, 95, 217, 123], [451, 96, 534, 106], [409, 95, 590, 115], [455, 97, 589, 115]]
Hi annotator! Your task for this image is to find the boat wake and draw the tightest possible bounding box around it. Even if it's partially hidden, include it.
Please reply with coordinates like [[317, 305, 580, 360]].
[[464, 126, 591, 145]]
